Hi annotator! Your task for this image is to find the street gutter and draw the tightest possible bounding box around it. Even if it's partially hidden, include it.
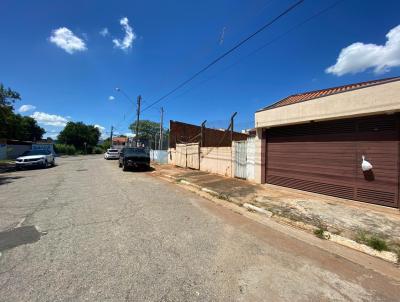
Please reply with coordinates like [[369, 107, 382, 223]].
[[153, 171, 399, 265]]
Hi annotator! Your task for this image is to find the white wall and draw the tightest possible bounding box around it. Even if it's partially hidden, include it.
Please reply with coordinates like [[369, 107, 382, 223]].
[[255, 80, 400, 128]]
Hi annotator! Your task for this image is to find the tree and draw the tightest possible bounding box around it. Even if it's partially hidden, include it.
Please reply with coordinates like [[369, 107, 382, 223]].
[[58, 121, 100, 152], [100, 137, 111, 151], [0, 83, 20, 107], [129, 120, 168, 149], [0, 83, 45, 141]]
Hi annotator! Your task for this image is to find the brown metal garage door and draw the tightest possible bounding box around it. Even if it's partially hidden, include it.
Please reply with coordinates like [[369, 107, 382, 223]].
[[265, 114, 399, 208]]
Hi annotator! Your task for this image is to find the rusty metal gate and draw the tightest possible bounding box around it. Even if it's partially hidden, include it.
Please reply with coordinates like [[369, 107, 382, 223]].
[[175, 143, 200, 169], [234, 141, 247, 179]]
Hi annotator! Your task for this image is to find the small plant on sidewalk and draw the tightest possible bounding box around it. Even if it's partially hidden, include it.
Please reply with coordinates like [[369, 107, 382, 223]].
[[355, 230, 388, 252], [314, 228, 325, 239], [313, 223, 329, 240], [217, 193, 230, 201]]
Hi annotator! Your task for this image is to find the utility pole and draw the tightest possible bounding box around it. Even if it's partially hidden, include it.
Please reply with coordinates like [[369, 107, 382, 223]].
[[159, 107, 164, 150], [200, 120, 207, 147], [110, 126, 114, 147], [135, 95, 141, 139], [230, 112, 237, 143]]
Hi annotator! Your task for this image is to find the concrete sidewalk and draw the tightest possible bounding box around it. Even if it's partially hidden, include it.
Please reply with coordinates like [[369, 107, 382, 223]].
[[152, 164, 400, 262]]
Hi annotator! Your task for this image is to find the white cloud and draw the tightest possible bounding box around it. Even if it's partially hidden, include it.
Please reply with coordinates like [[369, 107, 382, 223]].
[[100, 28, 109, 37], [94, 124, 109, 139], [31, 111, 69, 127], [108, 95, 115, 101], [113, 17, 136, 51], [94, 124, 105, 131], [326, 25, 400, 76], [124, 132, 135, 137], [49, 27, 87, 54], [18, 104, 36, 113]]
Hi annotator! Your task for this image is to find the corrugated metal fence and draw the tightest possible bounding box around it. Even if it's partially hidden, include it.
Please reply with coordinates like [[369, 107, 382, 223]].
[[150, 150, 168, 164]]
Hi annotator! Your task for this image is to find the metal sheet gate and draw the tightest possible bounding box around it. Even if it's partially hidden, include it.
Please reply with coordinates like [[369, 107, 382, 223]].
[[234, 141, 247, 179], [175, 143, 200, 169]]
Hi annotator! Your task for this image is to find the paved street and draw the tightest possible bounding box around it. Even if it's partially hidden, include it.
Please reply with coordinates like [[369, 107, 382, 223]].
[[0, 156, 399, 301]]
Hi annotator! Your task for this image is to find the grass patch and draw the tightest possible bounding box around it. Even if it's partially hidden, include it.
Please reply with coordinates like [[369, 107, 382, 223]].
[[217, 193, 229, 201], [355, 231, 389, 252], [314, 228, 325, 239], [0, 159, 13, 164]]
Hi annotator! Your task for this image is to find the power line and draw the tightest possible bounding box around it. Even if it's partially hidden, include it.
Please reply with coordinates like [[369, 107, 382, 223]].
[[166, 0, 343, 103], [140, 0, 305, 113]]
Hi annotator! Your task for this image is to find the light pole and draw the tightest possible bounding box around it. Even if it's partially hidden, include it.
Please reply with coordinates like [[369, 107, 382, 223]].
[[115, 87, 133, 104]]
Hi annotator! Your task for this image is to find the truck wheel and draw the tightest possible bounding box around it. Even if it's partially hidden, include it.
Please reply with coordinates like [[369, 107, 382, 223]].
[[119, 162, 122, 168], [122, 163, 128, 171]]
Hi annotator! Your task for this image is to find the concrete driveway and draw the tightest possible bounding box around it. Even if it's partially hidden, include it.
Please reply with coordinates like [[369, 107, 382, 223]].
[[0, 155, 399, 301]]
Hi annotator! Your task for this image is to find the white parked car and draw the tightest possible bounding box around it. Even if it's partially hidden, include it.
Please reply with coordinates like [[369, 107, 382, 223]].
[[104, 148, 119, 160], [15, 150, 55, 170]]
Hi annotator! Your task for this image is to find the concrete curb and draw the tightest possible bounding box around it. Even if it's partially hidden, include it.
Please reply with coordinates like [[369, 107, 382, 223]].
[[243, 203, 273, 217], [201, 187, 219, 196], [156, 171, 399, 265], [324, 232, 398, 264]]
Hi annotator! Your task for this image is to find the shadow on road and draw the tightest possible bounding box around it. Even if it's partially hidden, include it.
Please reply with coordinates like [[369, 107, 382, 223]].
[[123, 166, 155, 173], [0, 175, 24, 185]]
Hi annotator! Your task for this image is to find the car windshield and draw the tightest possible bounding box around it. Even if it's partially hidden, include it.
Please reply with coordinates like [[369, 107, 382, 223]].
[[108, 149, 118, 153], [124, 148, 148, 156], [21, 150, 50, 156]]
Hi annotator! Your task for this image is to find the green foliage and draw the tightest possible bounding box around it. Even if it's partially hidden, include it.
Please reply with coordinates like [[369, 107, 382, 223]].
[[100, 138, 111, 151], [58, 121, 100, 152], [129, 120, 169, 149], [314, 228, 325, 239], [54, 144, 76, 155], [92, 146, 104, 154], [0, 83, 45, 141], [355, 231, 389, 251], [0, 83, 21, 107]]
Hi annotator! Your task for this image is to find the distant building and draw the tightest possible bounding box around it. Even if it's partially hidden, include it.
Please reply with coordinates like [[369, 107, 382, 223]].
[[112, 136, 128, 150]]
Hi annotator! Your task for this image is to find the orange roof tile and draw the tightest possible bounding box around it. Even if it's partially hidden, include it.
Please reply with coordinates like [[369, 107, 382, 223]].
[[258, 76, 400, 112], [112, 136, 128, 143]]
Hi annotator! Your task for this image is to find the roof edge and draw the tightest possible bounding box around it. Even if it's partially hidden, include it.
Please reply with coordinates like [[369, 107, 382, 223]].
[[256, 76, 400, 113]]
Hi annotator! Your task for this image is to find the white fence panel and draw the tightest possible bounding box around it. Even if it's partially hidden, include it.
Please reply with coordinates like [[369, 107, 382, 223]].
[[186, 143, 200, 170], [176, 144, 187, 168], [234, 141, 247, 179], [246, 137, 255, 181], [150, 150, 168, 164]]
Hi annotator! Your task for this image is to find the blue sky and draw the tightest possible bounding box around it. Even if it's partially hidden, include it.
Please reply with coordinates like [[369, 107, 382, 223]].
[[1, 0, 400, 139]]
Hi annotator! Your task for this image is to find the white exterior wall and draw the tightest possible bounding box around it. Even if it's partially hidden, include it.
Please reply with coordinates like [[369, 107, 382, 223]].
[[255, 80, 400, 128], [200, 147, 233, 177]]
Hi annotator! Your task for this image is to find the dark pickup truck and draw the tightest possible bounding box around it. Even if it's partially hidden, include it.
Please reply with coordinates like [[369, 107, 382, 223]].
[[118, 147, 150, 171]]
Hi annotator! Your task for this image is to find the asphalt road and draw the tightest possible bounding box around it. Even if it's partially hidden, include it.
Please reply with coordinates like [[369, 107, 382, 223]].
[[0, 155, 399, 301]]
